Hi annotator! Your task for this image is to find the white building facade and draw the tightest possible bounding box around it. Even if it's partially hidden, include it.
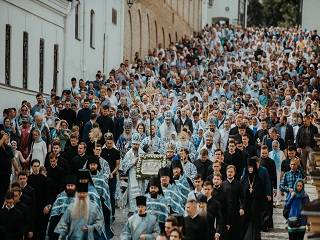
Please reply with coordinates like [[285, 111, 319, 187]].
[[0, 0, 124, 109], [206, 0, 244, 26], [302, 0, 320, 32]]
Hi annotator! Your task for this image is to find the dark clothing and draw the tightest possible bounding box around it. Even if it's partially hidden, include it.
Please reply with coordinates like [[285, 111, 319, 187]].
[[61, 145, 78, 165], [288, 231, 305, 240], [207, 162, 227, 181], [28, 174, 50, 240], [46, 165, 65, 201], [0, 152, 11, 206], [258, 165, 274, 230], [260, 157, 277, 190], [70, 154, 88, 175], [0, 145, 14, 176], [109, 177, 117, 217], [296, 124, 319, 148], [230, 126, 255, 145], [184, 215, 210, 240], [45, 154, 70, 175], [76, 108, 92, 128], [281, 159, 305, 178], [0, 206, 24, 240], [222, 179, 244, 240], [15, 201, 32, 235], [241, 173, 265, 240], [96, 115, 115, 137], [101, 147, 120, 173], [58, 108, 77, 129], [264, 137, 286, 151], [47, 214, 63, 240], [113, 117, 124, 142], [213, 186, 227, 235], [244, 145, 258, 158], [100, 146, 119, 217], [255, 128, 268, 144], [21, 185, 36, 208], [224, 150, 246, 180], [207, 197, 223, 235], [82, 120, 94, 143], [174, 117, 193, 134], [193, 159, 212, 180], [275, 123, 295, 147]]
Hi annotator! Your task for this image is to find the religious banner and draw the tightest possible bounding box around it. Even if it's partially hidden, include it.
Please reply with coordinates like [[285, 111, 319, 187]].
[[136, 154, 167, 179]]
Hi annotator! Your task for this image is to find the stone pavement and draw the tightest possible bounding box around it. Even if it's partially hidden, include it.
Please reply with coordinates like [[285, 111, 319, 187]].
[[111, 184, 318, 239], [261, 183, 317, 240]]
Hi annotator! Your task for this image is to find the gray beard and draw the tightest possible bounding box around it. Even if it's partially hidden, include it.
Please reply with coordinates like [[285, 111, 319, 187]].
[[198, 207, 207, 217], [71, 195, 89, 220]]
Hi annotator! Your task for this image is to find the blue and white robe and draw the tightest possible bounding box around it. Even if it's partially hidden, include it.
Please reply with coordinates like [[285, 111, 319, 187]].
[[175, 140, 197, 162], [145, 194, 170, 224], [54, 200, 107, 240], [121, 213, 160, 240], [181, 160, 197, 182], [162, 184, 184, 215], [140, 135, 166, 154], [49, 191, 75, 219], [174, 175, 193, 205], [116, 134, 132, 159], [120, 148, 146, 212], [91, 174, 111, 211]]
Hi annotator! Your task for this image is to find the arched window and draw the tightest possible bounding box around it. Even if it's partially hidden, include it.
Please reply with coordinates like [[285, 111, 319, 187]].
[[138, 10, 142, 56], [147, 14, 151, 49], [155, 20, 158, 48], [53, 44, 59, 91], [23, 31, 28, 89], [168, 33, 172, 45], [162, 27, 165, 48], [5, 24, 11, 85], [39, 38, 45, 93], [175, 32, 178, 42], [75, 1, 80, 39], [129, 10, 133, 61], [90, 10, 95, 49]]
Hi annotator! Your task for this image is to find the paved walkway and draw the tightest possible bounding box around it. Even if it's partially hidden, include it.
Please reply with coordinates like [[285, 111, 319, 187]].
[[112, 184, 318, 239], [262, 183, 317, 240]]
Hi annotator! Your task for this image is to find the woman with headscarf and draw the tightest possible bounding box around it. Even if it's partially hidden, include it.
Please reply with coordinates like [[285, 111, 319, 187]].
[[240, 157, 265, 240], [285, 179, 310, 240], [269, 140, 286, 206], [28, 129, 47, 166]]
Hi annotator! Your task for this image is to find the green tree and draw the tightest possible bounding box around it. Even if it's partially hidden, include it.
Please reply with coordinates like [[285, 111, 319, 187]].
[[247, 0, 264, 27], [262, 0, 300, 27]]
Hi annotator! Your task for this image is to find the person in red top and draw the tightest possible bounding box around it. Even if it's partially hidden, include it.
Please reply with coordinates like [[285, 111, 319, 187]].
[[19, 117, 31, 163]]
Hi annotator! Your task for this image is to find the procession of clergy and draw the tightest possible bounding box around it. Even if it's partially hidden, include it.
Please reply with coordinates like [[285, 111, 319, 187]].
[[0, 23, 319, 240]]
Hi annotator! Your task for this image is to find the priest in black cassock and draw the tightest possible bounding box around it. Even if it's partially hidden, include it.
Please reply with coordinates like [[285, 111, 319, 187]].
[[240, 157, 265, 240], [28, 159, 51, 240], [184, 199, 210, 240], [0, 191, 24, 240], [260, 145, 277, 230], [222, 165, 245, 240]]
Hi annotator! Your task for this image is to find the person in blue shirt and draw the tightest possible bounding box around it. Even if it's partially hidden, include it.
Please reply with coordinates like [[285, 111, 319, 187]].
[[280, 158, 304, 195], [285, 179, 310, 240]]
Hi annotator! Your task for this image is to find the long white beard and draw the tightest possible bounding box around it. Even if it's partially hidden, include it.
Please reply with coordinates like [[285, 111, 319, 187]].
[[197, 206, 207, 217], [71, 194, 89, 220]]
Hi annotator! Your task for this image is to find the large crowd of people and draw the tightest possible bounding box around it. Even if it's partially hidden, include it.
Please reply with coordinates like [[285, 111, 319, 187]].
[[0, 24, 319, 240]]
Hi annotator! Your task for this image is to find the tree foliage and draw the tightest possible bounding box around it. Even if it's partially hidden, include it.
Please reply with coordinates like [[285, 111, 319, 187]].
[[247, 0, 301, 27], [247, 0, 264, 27]]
